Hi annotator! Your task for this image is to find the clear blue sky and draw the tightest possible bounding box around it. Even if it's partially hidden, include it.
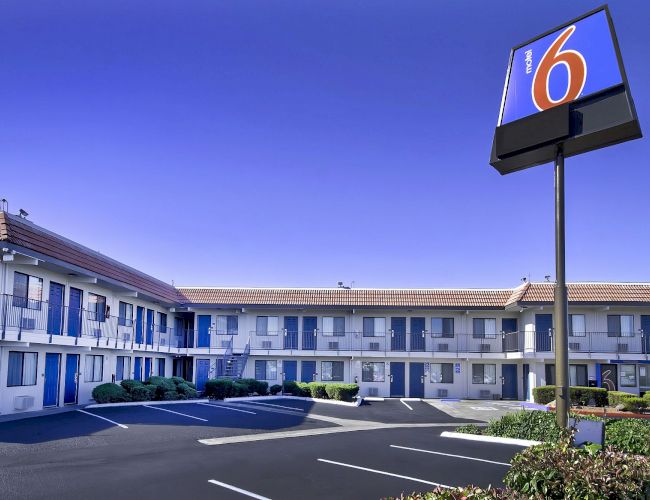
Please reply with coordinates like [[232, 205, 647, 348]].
[[1, 1, 648, 288]]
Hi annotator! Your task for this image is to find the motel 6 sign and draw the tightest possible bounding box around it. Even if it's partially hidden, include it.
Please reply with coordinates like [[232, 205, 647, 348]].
[[490, 5, 641, 174]]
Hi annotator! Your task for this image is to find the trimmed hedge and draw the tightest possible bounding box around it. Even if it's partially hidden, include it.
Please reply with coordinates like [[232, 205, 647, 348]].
[[121, 379, 144, 393], [237, 378, 268, 396], [532, 385, 607, 407], [307, 382, 328, 399], [622, 397, 648, 412], [282, 380, 310, 397], [608, 390, 637, 407], [325, 383, 359, 402], [270, 384, 282, 395], [204, 379, 235, 400], [484, 410, 562, 443], [92, 383, 131, 403]]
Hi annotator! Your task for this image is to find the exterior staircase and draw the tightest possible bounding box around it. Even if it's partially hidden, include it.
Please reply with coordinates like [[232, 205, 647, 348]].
[[218, 336, 250, 379]]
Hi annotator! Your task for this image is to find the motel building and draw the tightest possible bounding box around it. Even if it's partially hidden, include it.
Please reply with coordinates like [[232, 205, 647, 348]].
[[1, 209, 649, 416]]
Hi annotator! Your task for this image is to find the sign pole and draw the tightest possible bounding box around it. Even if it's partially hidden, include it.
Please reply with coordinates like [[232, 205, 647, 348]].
[[554, 145, 570, 428]]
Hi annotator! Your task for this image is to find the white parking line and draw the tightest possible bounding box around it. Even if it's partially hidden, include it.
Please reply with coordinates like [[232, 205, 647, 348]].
[[144, 405, 208, 422], [77, 409, 128, 429], [400, 399, 413, 410], [317, 459, 451, 488], [245, 401, 304, 411], [389, 445, 511, 466], [208, 479, 272, 499], [197, 403, 257, 415]]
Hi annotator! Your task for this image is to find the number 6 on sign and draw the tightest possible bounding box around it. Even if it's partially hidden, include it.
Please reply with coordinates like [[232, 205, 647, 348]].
[[532, 25, 587, 111]]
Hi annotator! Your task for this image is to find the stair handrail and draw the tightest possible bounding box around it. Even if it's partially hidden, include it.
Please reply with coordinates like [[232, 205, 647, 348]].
[[236, 337, 251, 378], [220, 335, 234, 377]]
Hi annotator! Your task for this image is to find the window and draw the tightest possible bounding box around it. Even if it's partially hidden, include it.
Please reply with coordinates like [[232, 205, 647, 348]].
[[256, 316, 279, 335], [607, 315, 634, 337], [322, 361, 344, 381], [156, 358, 166, 377], [255, 360, 278, 380], [217, 315, 238, 335], [323, 317, 345, 336], [569, 314, 586, 337], [473, 318, 497, 339], [7, 352, 38, 386], [157, 312, 167, 333], [472, 364, 496, 384], [84, 355, 103, 382], [545, 364, 588, 387], [430, 363, 454, 383], [116, 356, 130, 381], [620, 364, 637, 387], [431, 318, 454, 338], [363, 317, 386, 337], [88, 293, 107, 322], [639, 366, 649, 388], [362, 362, 385, 382], [118, 302, 133, 327], [12, 272, 43, 309]]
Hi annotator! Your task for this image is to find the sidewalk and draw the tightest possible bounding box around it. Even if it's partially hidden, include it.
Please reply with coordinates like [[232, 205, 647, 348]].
[[0, 405, 86, 424]]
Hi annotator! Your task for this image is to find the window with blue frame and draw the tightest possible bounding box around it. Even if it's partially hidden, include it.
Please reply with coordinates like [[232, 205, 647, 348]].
[[217, 315, 238, 335], [255, 360, 277, 380], [323, 317, 345, 336], [88, 293, 107, 322], [361, 362, 385, 382], [156, 358, 165, 376], [321, 361, 344, 381], [7, 351, 38, 386], [430, 363, 454, 383], [256, 316, 279, 335], [431, 318, 454, 338], [363, 317, 386, 337], [473, 318, 497, 339], [84, 355, 103, 382], [472, 364, 496, 384], [607, 315, 635, 337], [12, 272, 43, 310], [116, 356, 130, 381], [118, 302, 133, 327]]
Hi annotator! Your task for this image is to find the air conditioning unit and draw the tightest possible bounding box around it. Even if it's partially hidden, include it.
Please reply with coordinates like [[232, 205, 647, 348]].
[[369, 342, 380, 351], [14, 395, 34, 410], [569, 342, 581, 351], [479, 390, 491, 399], [618, 344, 629, 353], [480, 344, 491, 352], [21, 318, 35, 330], [437, 343, 449, 352], [261, 340, 272, 349], [437, 389, 448, 398], [368, 387, 379, 397], [328, 341, 339, 350]]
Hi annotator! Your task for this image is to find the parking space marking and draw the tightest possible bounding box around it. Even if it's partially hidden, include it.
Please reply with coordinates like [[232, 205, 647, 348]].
[[208, 479, 272, 499], [400, 399, 413, 411], [389, 445, 511, 466], [76, 409, 128, 429], [144, 405, 208, 422], [245, 401, 304, 411], [197, 403, 257, 415], [317, 459, 451, 488]]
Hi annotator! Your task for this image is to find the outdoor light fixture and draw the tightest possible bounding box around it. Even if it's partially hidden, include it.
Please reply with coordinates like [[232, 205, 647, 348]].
[[18, 209, 29, 218]]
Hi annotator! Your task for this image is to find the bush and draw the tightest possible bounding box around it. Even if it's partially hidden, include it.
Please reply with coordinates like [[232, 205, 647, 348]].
[[296, 382, 311, 397], [389, 486, 517, 499], [146, 376, 167, 387], [455, 424, 483, 435], [270, 384, 282, 395], [176, 383, 198, 399], [307, 382, 328, 399], [130, 385, 153, 402], [324, 383, 359, 402], [92, 383, 130, 403], [504, 435, 650, 499], [120, 379, 144, 393], [143, 384, 158, 399], [608, 390, 637, 407], [532, 385, 607, 407], [162, 391, 183, 401], [282, 380, 302, 396], [171, 376, 187, 386], [232, 381, 249, 397], [532, 385, 556, 405], [239, 379, 268, 396], [147, 378, 176, 399], [204, 379, 234, 400], [485, 410, 562, 443], [606, 419, 650, 455], [621, 397, 648, 413]]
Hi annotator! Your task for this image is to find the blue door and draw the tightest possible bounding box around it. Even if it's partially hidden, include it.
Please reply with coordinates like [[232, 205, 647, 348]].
[[301, 360, 316, 383], [135, 307, 144, 344], [197, 315, 211, 348], [535, 314, 553, 352], [283, 360, 297, 382], [64, 354, 79, 404], [391, 317, 406, 351], [284, 316, 298, 350], [642, 316, 650, 354], [502, 364, 518, 399], [302, 316, 317, 350], [196, 359, 210, 392], [134, 357, 142, 381], [144, 358, 152, 382], [146, 309, 154, 345], [523, 364, 530, 401], [410, 317, 425, 351], [43, 353, 61, 407], [390, 362, 405, 397], [502, 318, 518, 351], [47, 282, 65, 335], [67, 288, 83, 337], [409, 362, 424, 398]]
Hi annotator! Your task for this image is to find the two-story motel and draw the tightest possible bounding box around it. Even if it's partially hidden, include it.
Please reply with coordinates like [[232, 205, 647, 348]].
[[1, 209, 649, 415]]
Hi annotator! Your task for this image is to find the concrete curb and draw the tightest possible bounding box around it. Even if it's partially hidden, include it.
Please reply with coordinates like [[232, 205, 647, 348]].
[[222, 395, 362, 407], [85, 399, 209, 409], [363, 397, 385, 402], [440, 431, 541, 447]]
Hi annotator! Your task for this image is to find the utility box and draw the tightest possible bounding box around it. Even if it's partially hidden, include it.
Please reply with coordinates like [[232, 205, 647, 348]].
[[14, 395, 35, 411]]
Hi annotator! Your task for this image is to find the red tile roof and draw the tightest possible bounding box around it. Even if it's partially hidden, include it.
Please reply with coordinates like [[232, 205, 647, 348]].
[[515, 282, 650, 305]]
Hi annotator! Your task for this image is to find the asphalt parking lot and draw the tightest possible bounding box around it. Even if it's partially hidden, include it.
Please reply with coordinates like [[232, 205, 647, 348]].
[[0, 399, 523, 500]]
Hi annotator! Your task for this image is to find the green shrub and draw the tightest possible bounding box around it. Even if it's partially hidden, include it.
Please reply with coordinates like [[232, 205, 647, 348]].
[[307, 382, 328, 399], [455, 424, 483, 435], [146, 376, 167, 386], [532, 385, 556, 405], [296, 382, 311, 397], [236, 378, 268, 396], [324, 383, 359, 402], [643, 391, 650, 402], [162, 391, 183, 401], [232, 381, 249, 397], [532, 386, 607, 407], [143, 384, 158, 399], [130, 385, 153, 402], [147, 378, 176, 399], [92, 383, 131, 403], [621, 397, 648, 413], [505, 435, 650, 499], [204, 379, 233, 400], [282, 380, 301, 396], [606, 419, 650, 455], [270, 384, 282, 395], [171, 376, 187, 385], [608, 390, 637, 407], [120, 379, 144, 393], [485, 410, 562, 443], [176, 383, 198, 399], [389, 486, 517, 499]]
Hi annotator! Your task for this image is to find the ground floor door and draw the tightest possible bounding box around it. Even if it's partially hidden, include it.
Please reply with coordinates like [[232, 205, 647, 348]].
[[173, 357, 194, 381], [390, 362, 405, 397], [409, 362, 424, 398], [134, 357, 142, 381], [43, 353, 61, 407], [502, 363, 518, 399], [600, 364, 618, 391], [144, 357, 152, 382], [301, 360, 316, 383], [196, 359, 210, 392], [523, 364, 530, 401], [63, 354, 79, 404], [283, 360, 297, 382]]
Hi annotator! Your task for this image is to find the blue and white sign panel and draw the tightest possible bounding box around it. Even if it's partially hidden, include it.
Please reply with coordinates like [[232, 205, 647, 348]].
[[500, 9, 623, 125]]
